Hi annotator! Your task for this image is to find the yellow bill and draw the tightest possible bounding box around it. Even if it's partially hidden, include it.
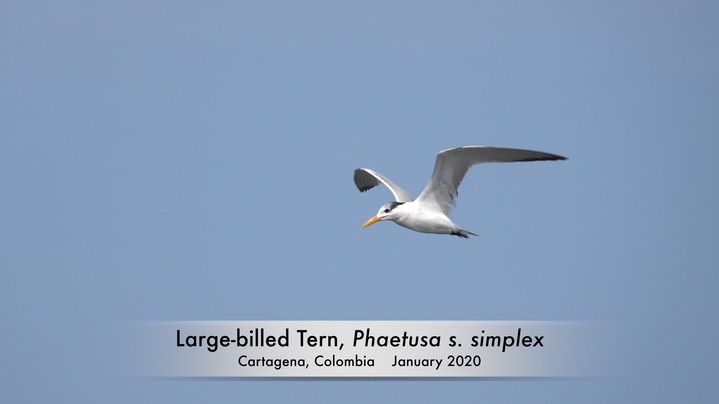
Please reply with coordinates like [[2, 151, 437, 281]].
[[361, 215, 382, 229]]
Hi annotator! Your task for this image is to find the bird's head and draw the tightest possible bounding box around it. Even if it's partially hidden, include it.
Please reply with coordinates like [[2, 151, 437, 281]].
[[361, 201, 405, 229]]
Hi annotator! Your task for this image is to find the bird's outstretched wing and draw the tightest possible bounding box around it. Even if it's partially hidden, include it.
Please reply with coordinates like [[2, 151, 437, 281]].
[[353, 168, 414, 202], [416, 146, 567, 215]]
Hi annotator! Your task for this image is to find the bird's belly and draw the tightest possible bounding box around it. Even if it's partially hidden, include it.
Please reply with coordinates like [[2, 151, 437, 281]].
[[395, 212, 456, 234]]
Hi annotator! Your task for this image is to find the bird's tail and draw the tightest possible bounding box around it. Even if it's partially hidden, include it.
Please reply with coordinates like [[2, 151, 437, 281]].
[[452, 229, 478, 238]]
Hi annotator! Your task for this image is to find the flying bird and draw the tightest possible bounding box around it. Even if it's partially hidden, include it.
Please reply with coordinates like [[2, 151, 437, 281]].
[[354, 146, 567, 238]]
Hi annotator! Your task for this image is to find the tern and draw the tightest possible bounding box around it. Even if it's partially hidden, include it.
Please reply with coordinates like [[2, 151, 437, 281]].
[[354, 146, 567, 238]]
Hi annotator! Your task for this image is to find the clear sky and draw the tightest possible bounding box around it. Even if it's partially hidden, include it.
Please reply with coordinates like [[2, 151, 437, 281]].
[[2, 1, 718, 402]]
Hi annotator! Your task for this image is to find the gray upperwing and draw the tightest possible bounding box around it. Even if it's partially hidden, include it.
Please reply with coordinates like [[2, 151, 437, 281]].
[[416, 146, 567, 214]]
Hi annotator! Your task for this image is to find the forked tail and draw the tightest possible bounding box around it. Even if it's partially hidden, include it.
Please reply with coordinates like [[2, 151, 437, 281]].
[[451, 229, 478, 238]]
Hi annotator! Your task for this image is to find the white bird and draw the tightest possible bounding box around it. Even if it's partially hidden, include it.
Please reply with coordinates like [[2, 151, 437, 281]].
[[354, 146, 567, 238]]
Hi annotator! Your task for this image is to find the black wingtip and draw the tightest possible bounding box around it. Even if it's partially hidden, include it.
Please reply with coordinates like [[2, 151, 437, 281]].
[[353, 168, 378, 193], [523, 153, 568, 162]]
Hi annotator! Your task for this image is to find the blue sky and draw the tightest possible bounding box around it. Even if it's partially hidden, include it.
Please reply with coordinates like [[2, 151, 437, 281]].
[[2, 1, 718, 402]]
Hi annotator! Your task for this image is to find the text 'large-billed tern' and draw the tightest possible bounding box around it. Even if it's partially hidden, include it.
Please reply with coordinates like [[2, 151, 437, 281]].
[[354, 146, 567, 238]]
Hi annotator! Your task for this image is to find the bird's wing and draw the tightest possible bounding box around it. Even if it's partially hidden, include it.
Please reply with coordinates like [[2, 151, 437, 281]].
[[416, 146, 567, 215], [353, 168, 414, 202]]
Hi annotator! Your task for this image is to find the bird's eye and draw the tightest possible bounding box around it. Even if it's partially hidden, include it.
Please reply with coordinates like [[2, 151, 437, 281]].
[[383, 209, 390, 213]]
